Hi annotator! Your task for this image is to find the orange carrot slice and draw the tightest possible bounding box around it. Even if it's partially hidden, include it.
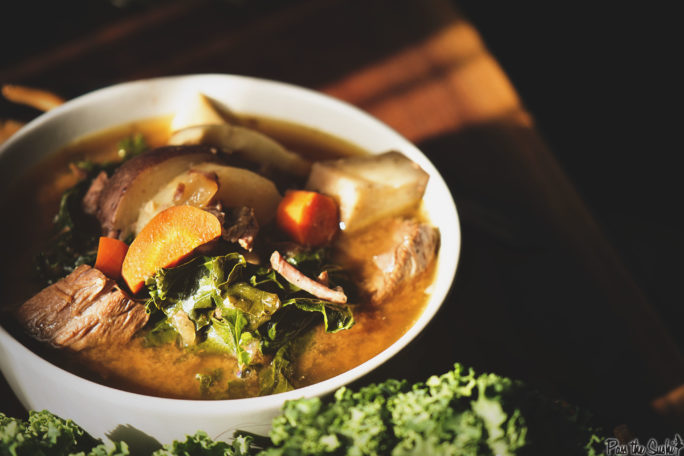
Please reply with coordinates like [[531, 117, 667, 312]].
[[276, 190, 339, 246], [94, 237, 129, 280], [121, 205, 222, 294]]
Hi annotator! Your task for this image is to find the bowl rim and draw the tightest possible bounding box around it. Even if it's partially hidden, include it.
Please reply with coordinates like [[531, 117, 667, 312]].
[[0, 73, 461, 413]]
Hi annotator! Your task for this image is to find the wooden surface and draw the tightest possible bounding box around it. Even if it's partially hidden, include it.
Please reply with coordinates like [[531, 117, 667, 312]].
[[1, 0, 682, 436]]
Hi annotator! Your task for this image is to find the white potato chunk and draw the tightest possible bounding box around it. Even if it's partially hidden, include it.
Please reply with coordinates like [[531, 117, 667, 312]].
[[192, 162, 282, 225], [305, 151, 429, 233], [170, 92, 226, 132]]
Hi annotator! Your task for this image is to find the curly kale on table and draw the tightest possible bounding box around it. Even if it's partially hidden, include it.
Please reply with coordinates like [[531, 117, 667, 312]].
[[257, 363, 606, 456], [0, 410, 128, 456], [0, 364, 607, 456]]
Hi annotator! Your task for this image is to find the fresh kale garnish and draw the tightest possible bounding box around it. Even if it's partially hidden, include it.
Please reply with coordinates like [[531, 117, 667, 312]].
[[151, 432, 253, 456], [1, 364, 609, 455], [0, 410, 129, 456], [257, 363, 607, 456]]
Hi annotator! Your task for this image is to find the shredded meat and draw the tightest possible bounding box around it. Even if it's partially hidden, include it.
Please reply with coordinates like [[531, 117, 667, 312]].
[[82, 171, 109, 215], [16, 265, 149, 351], [223, 206, 259, 251], [366, 218, 440, 303], [202, 205, 259, 251], [270, 250, 347, 304]]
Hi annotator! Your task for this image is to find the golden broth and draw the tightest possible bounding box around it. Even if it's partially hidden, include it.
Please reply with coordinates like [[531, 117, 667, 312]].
[[1, 115, 434, 400]]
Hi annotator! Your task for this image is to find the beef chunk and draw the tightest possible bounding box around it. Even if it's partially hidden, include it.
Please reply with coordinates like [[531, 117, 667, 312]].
[[366, 218, 440, 303], [16, 265, 148, 351], [82, 171, 109, 216]]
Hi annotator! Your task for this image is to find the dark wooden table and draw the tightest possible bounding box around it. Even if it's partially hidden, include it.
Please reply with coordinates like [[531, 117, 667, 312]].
[[2, 0, 682, 438]]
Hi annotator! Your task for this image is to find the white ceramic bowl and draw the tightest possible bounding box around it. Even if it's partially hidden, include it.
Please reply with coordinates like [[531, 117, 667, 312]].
[[0, 74, 460, 446]]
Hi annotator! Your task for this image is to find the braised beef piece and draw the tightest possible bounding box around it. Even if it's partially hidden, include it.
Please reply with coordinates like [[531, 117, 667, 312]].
[[366, 218, 440, 303], [82, 171, 109, 216], [16, 265, 148, 351]]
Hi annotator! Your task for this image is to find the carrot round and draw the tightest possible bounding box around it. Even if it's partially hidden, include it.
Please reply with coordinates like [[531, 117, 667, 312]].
[[276, 190, 339, 246], [121, 205, 222, 294], [94, 237, 129, 280]]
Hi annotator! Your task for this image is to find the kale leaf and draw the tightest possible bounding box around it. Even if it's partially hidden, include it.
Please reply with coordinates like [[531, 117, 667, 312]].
[[35, 134, 149, 286], [255, 363, 607, 456], [257, 344, 294, 396], [0, 410, 129, 456], [35, 173, 100, 285], [143, 251, 355, 376], [117, 133, 147, 161], [152, 432, 253, 456], [1, 364, 609, 456]]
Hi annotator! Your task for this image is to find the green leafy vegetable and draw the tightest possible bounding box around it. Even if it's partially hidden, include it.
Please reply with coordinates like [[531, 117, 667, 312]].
[[257, 344, 294, 396], [0, 410, 129, 456], [35, 178, 99, 285], [152, 432, 253, 456], [204, 313, 255, 370], [117, 133, 147, 161], [1, 364, 609, 455], [282, 298, 353, 333], [144, 253, 262, 371], [143, 250, 355, 385], [257, 298, 353, 355], [196, 369, 224, 397], [34, 134, 148, 286], [256, 363, 607, 456]]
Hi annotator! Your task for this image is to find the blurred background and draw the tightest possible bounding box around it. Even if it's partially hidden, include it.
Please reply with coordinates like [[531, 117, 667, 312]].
[[1, 0, 681, 436]]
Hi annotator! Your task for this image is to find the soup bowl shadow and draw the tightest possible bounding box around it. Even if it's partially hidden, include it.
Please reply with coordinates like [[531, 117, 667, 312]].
[[0, 74, 460, 445]]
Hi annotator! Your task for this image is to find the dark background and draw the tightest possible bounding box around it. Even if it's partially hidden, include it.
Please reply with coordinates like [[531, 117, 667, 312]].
[[456, 2, 684, 348]]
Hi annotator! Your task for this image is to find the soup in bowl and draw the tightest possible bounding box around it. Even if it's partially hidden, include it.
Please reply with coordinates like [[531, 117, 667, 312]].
[[0, 74, 460, 444]]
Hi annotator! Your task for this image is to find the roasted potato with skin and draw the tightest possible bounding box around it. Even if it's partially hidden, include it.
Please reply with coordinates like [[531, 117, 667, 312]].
[[96, 145, 218, 239]]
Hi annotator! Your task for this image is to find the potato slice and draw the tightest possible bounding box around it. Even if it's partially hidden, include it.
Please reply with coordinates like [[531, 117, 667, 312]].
[[192, 162, 282, 225], [133, 169, 219, 236], [305, 151, 429, 233], [97, 145, 217, 239]]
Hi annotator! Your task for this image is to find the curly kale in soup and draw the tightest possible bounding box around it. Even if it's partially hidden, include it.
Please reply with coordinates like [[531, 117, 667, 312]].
[[1, 94, 439, 399]]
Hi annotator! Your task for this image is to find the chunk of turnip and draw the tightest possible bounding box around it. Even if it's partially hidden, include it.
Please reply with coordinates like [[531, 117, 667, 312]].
[[305, 151, 429, 232]]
